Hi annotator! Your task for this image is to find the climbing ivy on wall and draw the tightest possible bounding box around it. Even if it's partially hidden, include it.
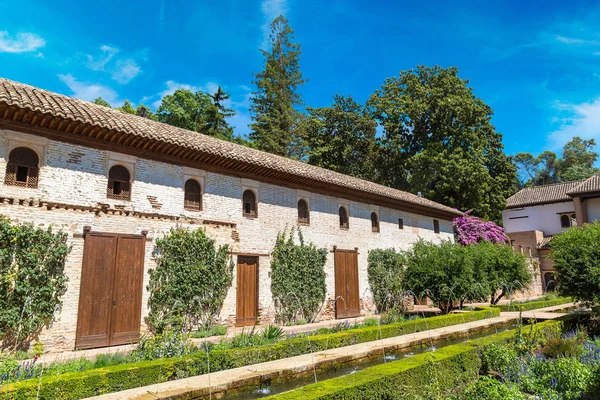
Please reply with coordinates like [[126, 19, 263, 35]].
[[0, 216, 70, 349], [367, 248, 406, 312], [270, 228, 327, 324], [147, 227, 233, 333]]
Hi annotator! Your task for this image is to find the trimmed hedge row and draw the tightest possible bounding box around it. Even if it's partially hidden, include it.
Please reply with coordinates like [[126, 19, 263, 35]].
[[494, 296, 573, 312], [0, 308, 499, 399], [264, 320, 563, 400]]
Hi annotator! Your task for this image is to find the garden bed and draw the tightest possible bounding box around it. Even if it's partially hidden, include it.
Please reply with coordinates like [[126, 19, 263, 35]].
[[263, 320, 564, 399], [0, 308, 499, 399]]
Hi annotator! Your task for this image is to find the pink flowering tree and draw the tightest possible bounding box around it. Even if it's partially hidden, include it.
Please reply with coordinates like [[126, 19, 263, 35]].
[[453, 211, 508, 246]]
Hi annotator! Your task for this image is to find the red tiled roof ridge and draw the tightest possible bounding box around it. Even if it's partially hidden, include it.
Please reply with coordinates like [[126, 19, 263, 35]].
[[0, 77, 462, 217]]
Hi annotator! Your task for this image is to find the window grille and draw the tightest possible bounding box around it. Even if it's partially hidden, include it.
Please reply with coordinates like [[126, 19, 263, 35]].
[[5, 147, 39, 188], [107, 165, 131, 201]]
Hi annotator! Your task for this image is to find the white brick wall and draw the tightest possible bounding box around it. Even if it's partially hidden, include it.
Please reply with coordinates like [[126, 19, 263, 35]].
[[0, 129, 454, 351]]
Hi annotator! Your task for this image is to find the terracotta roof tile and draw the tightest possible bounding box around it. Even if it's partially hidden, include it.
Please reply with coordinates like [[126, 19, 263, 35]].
[[568, 174, 600, 195], [0, 78, 462, 217], [506, 180, 585, 208]]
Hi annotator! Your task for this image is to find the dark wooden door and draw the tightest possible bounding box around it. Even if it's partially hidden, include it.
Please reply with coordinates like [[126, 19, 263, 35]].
[[236, 256, 258, 327], [334, 249, 360, 318], [76, 232, 145, 349]]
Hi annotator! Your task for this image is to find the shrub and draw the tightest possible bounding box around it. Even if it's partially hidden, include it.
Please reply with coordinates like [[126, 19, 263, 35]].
[[542, 337, 583, 359], [0, 217, 70, 348], [131, 329, 195, 361], [270, 228, 327, 324], [481, 343, 518, 375], [190, 324, 227, 339], [551, 222, 600, 304], [261, 324, 284, 342], [494, 296, 572, 312], [462, 376, 524, 400], [367, 248, 405, 312], [146, 227, 233, 333]]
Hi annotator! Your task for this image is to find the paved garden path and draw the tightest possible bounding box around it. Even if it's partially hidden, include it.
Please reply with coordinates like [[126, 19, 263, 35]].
[[86, 303, 575, 400]]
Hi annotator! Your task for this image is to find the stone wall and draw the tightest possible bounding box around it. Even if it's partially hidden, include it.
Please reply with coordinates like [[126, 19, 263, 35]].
[[0, 129, 454, 351]]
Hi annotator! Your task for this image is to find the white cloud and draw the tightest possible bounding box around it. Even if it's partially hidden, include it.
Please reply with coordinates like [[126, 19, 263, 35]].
[[260, 0, 288, 49], [0, 31, 45, 53], [86, 45, 119, 71], [555, 35, 600, 46], [85, 45, 143, 84], [58, 74, 121, 106], [549, 97, 600, 148], [112, 59, 141, 84]]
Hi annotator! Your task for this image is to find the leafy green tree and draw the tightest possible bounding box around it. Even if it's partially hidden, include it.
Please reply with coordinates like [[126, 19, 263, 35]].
[[367, 65, 516, 221], [561, 137, 598, 171], [551, 222, 600, 304], [403, 240, 475, 313], [117, 100, 136, 115], [270, 228, 327, 324], [147, 227, 233, 333], [250, 15, 306, 156], [465, 242, 531, 304], [302, 95, 377, 179], [206, 86, 236, 139], [93, 97, 111, 108], [367, 248, 405, 312], [515, 137, 598, 186], [156, 89, 213, 133], [0, 217, 70, 348]]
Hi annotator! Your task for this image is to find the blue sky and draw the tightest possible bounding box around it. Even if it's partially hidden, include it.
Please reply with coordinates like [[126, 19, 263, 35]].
[[1, 0, 600, 156]]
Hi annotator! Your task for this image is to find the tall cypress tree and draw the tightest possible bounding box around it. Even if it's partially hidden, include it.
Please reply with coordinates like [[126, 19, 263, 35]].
[[250, 15, 306, 156]]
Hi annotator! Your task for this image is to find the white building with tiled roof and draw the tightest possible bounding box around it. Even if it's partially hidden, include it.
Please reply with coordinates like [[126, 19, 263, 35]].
[[0, 78, 461, 351], [502, 175, 600, 291]]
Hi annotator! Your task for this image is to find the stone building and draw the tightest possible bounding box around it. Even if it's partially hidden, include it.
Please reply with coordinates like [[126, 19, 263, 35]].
[[0, 78, 460, 351], [503, 176, 600, 292]]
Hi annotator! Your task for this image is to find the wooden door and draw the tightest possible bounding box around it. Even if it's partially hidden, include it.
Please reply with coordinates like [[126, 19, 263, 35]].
[[109, 235, 145, 346], [236, 256, 258, 326], [334, 249, 360, 318], [76, 232, 145, 349]]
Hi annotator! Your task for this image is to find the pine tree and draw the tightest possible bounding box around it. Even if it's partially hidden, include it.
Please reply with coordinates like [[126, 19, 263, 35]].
[[250, 15, 306, 157], [207, 86, 236, 139]]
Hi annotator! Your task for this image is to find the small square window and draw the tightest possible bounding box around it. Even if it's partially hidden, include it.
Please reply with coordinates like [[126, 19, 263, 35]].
[[398, 218, 404, 230]]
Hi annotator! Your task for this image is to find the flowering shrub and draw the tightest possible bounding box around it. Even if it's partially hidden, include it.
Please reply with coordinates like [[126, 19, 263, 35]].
[[469, 330, 600, 399], [453, 211, 508, 245]]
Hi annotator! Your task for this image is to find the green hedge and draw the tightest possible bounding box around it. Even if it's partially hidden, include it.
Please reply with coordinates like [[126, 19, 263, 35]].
[[264, 320, 563, 400], [494, 297, 573, 312], [0, 308, 499, 399]]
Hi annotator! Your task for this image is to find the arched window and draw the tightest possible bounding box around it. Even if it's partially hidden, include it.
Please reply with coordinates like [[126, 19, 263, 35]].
[[339, 206, 349, 229], [242, 189, 257, 218], [107, 165, 131, 200], [560, 214, 571, 228], [371, 212, 379, 232], [184, 179, 202, 211], [297, 199, 309, 224], [5, 147, 39, 188]]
